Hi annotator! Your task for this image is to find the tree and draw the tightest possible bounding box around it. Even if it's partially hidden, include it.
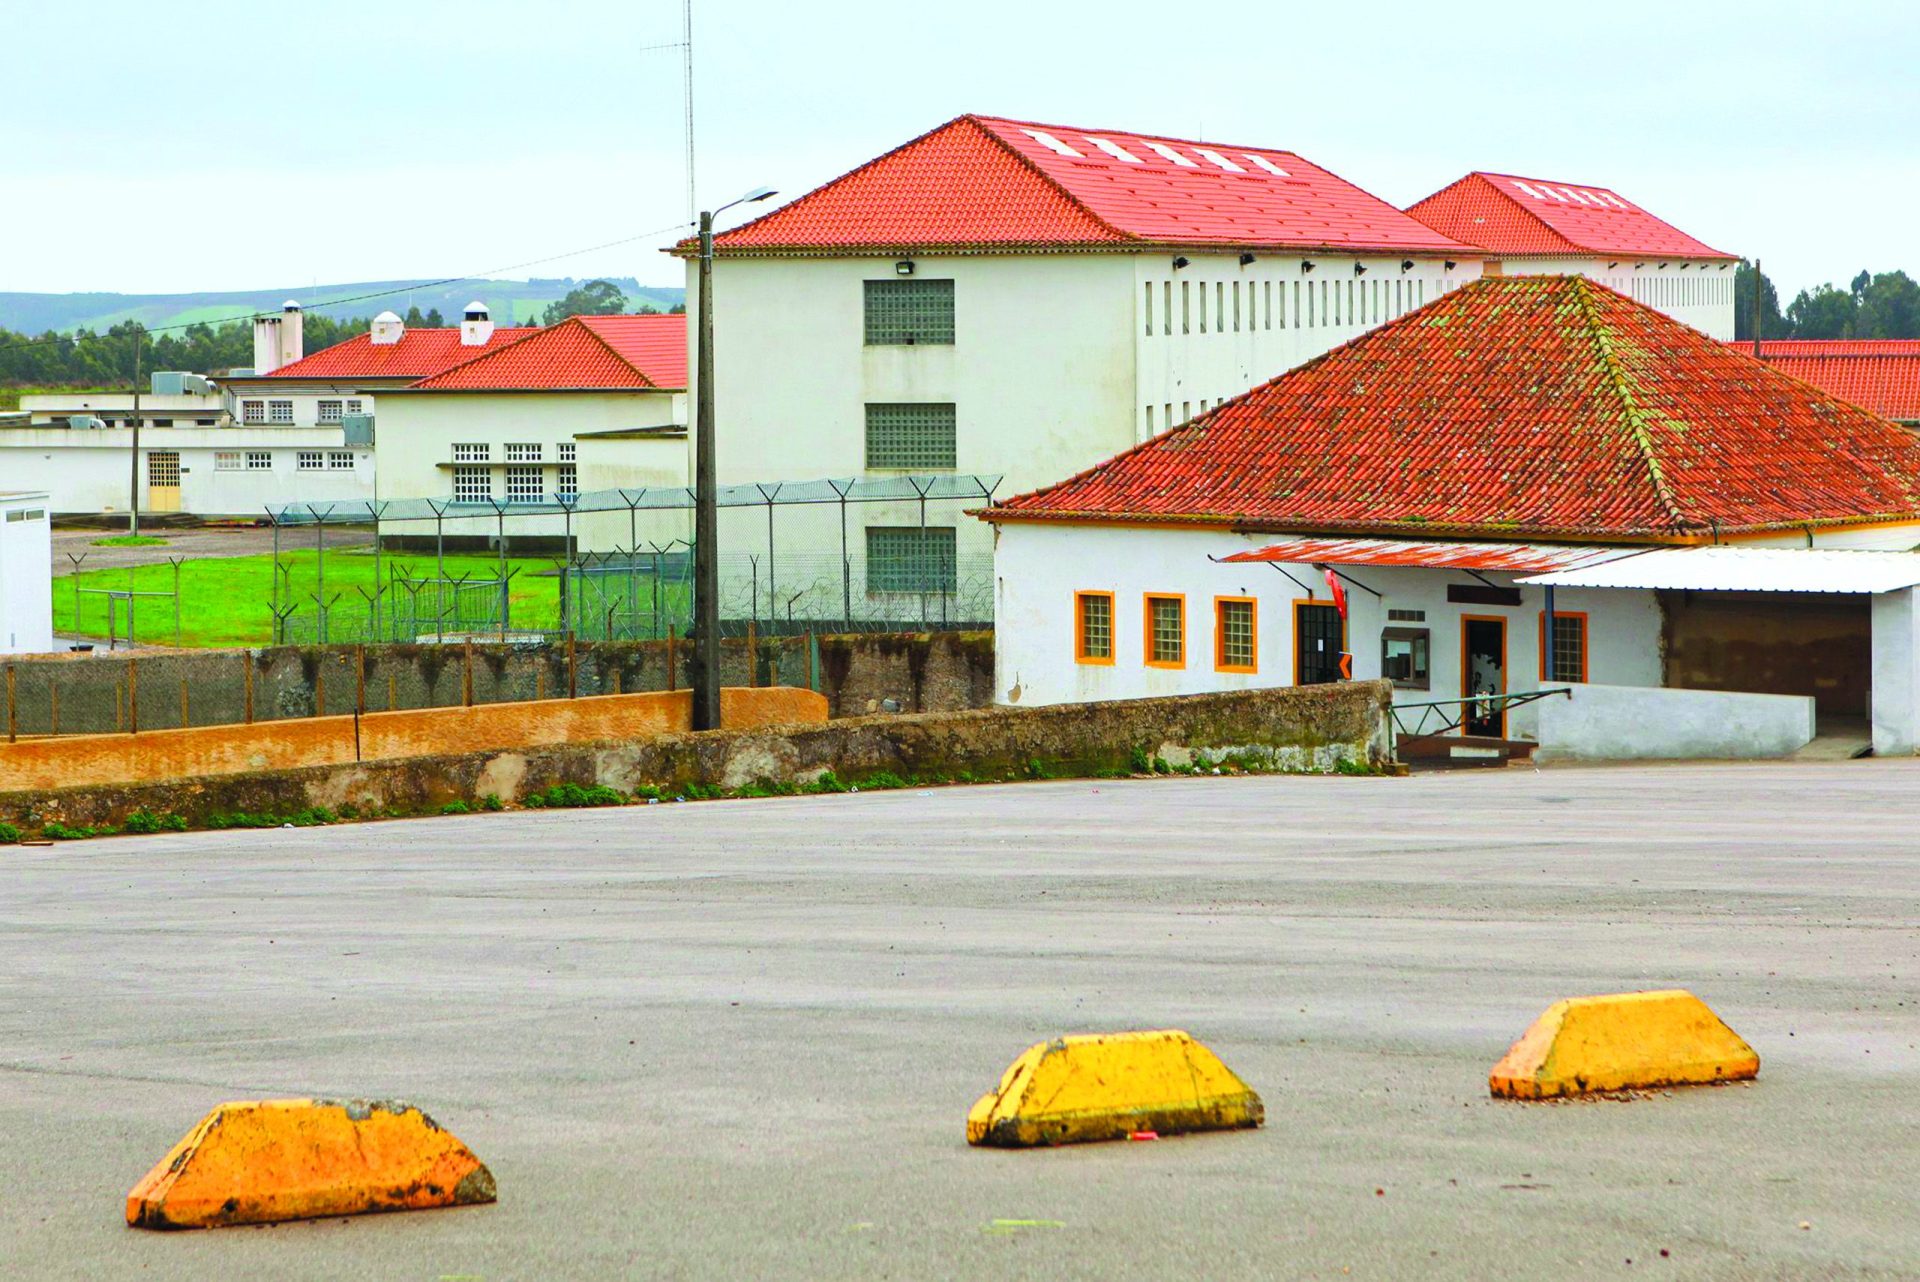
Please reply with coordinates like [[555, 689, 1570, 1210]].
[[540, 279, 628, 326], [1787, 284, 1858, 340], [1857, 271, 1920, 339], [1734, 260, 1789, 342]]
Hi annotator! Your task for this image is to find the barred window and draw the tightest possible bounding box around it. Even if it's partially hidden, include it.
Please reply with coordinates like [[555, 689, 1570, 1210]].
[[865, 402, 956, 470], [1215, 597, 1256, 672], [345, 398, 364, 414], [317, 400, 343, 424], [453, 443, 490, 462], [1542, 612, 1588, 683], [863, 278, 954, 345], [214, 451, 242, 471], [556, 463, 578, 498], [452, 465, 491, 502], [1075, 591, 1114, 663], [327, 450, 355, 470], [246, 450, 273, 470], [296, 450, 324, 471], [505, 465, 544, 503], [866, 526, 956, 593], [1145, 594, 1184, 667], [269, 400, 294, 424], [241, 400, 264, 424], [557, 442, 577, 463], [505, 442, 542, 462]]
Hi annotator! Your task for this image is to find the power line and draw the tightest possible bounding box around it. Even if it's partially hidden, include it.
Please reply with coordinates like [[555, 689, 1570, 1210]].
[[0, 218, 696, 356]]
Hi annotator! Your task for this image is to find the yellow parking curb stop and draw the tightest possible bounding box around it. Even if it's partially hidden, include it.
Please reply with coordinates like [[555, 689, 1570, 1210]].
[[1489, 990, 1760, 1099]]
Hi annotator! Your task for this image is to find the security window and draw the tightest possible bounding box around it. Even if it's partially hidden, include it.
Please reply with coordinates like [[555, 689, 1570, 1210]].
[[1540, 612, 1589, 683], [241, 400, 264, 424], [345, 398, 364, 414], [505, 465, 544, 503], [246, 451, 273, 470], [557, 442, 577, 463], [1144, 594, 1185, 668], [505, 443, 542, 462], [866, 526, 956, 593], [214, 451, 242, 471], [1215, 597, 1257, 672], [453, 443, 490, 462], [557, 463, 578, 498], [1075, 591, 1115, 664], [269, 400, 294, 424], [863, 278, 954, 345], [327, 451, 355, 470], [296, 450, 324, 471], [317, 400, 343, 424], [452, 465, 491, 502], [1382, 627, 1431, 690], [865, 403, 956, 470]]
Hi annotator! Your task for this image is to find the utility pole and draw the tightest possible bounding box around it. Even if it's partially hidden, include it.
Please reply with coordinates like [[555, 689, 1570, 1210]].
[[691, 208, 721, 730], [128, 326, 143, 536], [1751, 257, 1763, 360]]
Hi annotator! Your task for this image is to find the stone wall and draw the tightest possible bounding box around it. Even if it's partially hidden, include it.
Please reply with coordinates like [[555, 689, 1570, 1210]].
[[0, 632, 995, 737], [0, 681, 1393, 835]]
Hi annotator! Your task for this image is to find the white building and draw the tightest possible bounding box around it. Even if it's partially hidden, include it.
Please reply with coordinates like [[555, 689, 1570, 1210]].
[[370, 313, 688, 550], [679, 114, 1484, 598], [983, 276, 1920, 759], [0, 491, 53, 655], [0, 303, 533, 518], [1406, 171, 1738, 338]]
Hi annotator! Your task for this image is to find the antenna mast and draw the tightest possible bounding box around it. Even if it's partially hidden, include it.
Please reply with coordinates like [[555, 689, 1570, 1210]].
[[683, 0, 696, 222]]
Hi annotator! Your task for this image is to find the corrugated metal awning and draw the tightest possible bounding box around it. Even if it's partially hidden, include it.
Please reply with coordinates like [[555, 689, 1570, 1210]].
[[1221, 538, 1629, 575], [1519, 547, 1920, 594]]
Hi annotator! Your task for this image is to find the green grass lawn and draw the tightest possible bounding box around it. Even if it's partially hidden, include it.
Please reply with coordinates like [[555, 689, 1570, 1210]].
[[90, 535, 171, 548], [54, 548, 581, 647]]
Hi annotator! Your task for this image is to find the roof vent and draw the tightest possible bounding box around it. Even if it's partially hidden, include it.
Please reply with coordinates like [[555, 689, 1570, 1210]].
[[1020, 128, 1082, 157], [461, 301, 495, 347], [370, 310, 405, 345], [1144, 141, 1198, 168], [1195, 148, 1245, 173], [1083, 136, 1143, 164]]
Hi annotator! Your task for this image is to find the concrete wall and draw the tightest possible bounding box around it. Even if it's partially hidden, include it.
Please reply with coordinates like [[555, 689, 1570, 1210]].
[[1872, 588, 1920, 756], [991, 521, 1663, 731], [0, 680, 1393, 834], [0, 686, 826, 792], [1534, 683, 1815, 762], [0, 426, 372, 515], [0, 493, 53, 655]]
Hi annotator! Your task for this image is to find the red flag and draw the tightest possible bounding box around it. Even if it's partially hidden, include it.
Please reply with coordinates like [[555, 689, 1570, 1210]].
[[1324, 568, 1348, 620]]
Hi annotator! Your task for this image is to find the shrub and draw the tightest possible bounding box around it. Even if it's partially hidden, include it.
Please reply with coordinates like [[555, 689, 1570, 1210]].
[[0, 822, 19, 844], [856, 772, 908, 791], [42, 821, 119, 840], [1128, 745, 1152, 774], [123, 810, 187, 835], [522, 783, 627, 810], [806, 771, 848, 794], [480, 794, 504, 812], [441, 801, 471, 815]]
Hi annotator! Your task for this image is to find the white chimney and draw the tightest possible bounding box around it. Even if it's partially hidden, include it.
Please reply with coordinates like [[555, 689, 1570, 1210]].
[[370, 310, 405, 346], [251, 300, 304, 373], [460, 301, 495, 347]]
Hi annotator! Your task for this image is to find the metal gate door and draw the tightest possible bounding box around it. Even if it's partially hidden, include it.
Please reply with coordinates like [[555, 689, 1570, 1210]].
[[1294, 603, 1345, 685], [146, 451, 182, 513]]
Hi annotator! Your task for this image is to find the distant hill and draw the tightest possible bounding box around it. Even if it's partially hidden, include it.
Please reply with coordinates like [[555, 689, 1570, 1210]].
[[0, 277, 686, 335]]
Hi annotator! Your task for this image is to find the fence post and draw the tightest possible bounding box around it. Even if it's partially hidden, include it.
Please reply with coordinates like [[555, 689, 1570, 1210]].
[[806, 631, 817, 694], [746, 620, 757, 688], [243, 652, 254, 724], [5, 663, 14, 743], [356, 645, 366, 717], [129, 658, 139, 735], [463, 639, 475, 707], [566, 634, 577, 700], [179, 678, 189, 729], [667, 627, 677, 693], [315, 667, 325, 718]]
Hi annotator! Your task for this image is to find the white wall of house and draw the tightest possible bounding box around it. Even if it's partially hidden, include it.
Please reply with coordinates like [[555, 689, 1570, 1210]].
[[1493, 256, 1736, 340], [0, 492, 54, 655], [19, 391, 226, 427], [373, 389, 685, 541], [220, 383, 386, 428], [1871, 587, 1920, 755], [1131, 254, 1482, 442], [0, 428, 373, 515], [989, 521, 1662, 727]]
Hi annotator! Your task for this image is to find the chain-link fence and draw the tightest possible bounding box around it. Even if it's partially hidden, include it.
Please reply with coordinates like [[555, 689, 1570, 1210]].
[[266, 474, 1000, 644]]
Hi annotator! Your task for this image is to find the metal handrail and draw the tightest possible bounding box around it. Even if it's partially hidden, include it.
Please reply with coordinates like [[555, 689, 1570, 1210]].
[[1390, 687, 1573, 741]]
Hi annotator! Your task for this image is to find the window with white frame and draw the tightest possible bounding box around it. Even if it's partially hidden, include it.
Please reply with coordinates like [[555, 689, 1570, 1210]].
[[328, 451, 355, 470], [241, 400, 264, 424], [505, 465, 543, 503], [866, 526, 957, 593], [296, 450, 324, 471], [865, 403, 957, 470], [557, 464, 578, 498], [452, 465, 491, 502], [453, 443, 490, 462], [269, 400, 294, 424], [505, 443, 542, 462], [557, 442, 577, 463], [317, 400, 343, 424], [214, 451, 243, 471], [345, 398, 363, 414], [246, 450, 273, 470]]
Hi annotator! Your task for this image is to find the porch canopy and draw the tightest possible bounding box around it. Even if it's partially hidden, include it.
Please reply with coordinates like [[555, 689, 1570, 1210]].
[[1517, 546, 1920, 594], [1222, 537, 1628, 575]]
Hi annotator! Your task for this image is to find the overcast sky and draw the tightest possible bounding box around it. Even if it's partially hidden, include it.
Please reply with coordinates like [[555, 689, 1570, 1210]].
[[10, 0, 1916, 302]]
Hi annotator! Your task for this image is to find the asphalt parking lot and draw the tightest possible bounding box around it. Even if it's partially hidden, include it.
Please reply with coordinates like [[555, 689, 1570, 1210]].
[[3, 761, 1916, 1279]]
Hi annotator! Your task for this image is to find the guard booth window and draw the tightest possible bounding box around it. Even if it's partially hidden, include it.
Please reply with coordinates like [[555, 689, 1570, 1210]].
[[1382, 627, 1430, 690]]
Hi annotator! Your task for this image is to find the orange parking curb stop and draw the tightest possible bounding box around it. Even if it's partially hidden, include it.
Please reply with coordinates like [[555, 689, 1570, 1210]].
[[127, 1098, 495, 1230]]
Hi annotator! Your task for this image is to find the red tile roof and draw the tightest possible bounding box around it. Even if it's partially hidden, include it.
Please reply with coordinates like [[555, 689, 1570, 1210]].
[[408, 314, 687, 391], [985, 276, 1920, 541], [692, 115, 1469, 256], [1407, 172, 1733, 260], [1737, 340, 1920, 422], [257, 326, 538, 380]]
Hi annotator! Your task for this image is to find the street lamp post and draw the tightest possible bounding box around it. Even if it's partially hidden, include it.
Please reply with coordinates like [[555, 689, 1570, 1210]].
[[691, 186, 776, 731]]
